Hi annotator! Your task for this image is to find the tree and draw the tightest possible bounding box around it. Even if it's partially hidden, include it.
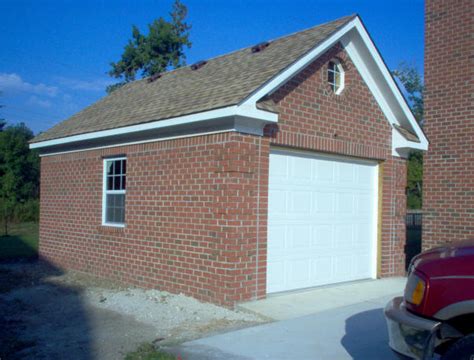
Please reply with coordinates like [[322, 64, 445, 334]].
[[107, 0, 191, 93], [0, 123, 39, 235], [0, 93, 5, 131], [393, 62, 424, 124], [392, 63, 424, 209]]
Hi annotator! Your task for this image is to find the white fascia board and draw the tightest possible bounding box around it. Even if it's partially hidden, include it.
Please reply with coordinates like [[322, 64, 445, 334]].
[[30, 105, 277, 150], [392, 128, 426, 157], [342, 37, 398, 124], [351, 18, 428, 150], [240, 15, 428, 157], [342, 36, 427, 157], [236, 103, 278, 122], [240, 18, 358, 106]]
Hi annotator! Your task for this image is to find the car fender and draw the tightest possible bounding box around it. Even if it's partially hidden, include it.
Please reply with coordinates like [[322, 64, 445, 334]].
[[435, 300, 474, 320]]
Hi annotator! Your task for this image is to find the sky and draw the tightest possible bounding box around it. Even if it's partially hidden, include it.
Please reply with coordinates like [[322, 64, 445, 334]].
[[0, 0, 424, 135]]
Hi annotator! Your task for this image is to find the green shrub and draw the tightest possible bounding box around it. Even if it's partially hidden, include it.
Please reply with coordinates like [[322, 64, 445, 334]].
[[13, 199, 39, 223]]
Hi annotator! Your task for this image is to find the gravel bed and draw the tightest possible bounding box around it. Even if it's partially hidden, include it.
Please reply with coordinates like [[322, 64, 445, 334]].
[[0, 261, 267, 359], [89, 288, 260, 327]]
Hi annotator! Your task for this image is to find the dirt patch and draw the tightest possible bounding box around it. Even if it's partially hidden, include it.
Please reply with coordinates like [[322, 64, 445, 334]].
[[0, 261, 266, 359]]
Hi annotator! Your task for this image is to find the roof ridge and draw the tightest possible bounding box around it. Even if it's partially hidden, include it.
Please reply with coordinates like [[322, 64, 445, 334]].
[[188, 14, 357, 67]]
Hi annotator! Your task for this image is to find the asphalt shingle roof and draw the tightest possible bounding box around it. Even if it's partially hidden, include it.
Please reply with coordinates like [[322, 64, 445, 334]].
[[32, 15, 355, 143]]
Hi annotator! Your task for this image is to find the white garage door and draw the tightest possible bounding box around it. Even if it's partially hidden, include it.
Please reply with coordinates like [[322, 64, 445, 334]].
[[267, 149, 378, 294]]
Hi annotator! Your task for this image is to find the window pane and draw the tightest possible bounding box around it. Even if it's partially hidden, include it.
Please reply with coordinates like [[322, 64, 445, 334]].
[[122, 176, 126, 190], [117, 193, 125, 207], [335, 72, 341, 87], [328, 70, 334, 84], [107, 161, 114, 176], [107, 194, 115, 207], [114, 207, 125, 224], [114, 176, 121, 190], [122, 160, 126, 175], [106, 194, 125, 224], [107, 176, 113, 191], [328, 61, 335, 71], [115, 160, 122, 175], [106, 205, 114, 223]]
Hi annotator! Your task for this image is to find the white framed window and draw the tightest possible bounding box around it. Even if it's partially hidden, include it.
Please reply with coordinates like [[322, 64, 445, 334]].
[[327, 59, 345, 94], [102, 157, 126, 227]]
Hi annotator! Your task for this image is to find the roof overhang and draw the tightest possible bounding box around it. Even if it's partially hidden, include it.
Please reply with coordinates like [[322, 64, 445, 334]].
[[240, 16, 428, 158], [30, 105, 277, 154], [32, 15, 427, 159]]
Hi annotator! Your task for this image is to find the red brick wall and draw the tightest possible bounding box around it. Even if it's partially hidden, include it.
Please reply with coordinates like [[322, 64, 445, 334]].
[[40, 133, 270, 306], [423, 0, 474, 248], [267, 43, 407, 276], [39, 42, 408, 307]]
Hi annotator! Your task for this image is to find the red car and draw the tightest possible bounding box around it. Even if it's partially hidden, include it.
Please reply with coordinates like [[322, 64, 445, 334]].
[[385, 241, 474, 360]]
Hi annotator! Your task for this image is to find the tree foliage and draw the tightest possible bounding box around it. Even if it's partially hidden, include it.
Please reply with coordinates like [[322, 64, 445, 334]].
[[0, 123, 40, 235], [392, 63, 424, 209], [393, 62, 424, 124], [107, 0, 191, 93], [406, 151, 423, 209], [0, 94, 5, 131]]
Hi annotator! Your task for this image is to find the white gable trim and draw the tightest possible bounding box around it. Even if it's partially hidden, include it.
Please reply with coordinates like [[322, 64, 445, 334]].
[[240, 16, 428, 158], [240, 19, 357, 105]]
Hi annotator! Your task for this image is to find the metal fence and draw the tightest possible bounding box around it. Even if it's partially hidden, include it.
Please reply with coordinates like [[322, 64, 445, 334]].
[[406, 210, 423, 228]]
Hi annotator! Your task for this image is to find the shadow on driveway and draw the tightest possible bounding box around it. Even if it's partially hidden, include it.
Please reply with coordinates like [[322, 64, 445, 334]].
[[0, 259, 93, 359], [341, 307, 395, 360]]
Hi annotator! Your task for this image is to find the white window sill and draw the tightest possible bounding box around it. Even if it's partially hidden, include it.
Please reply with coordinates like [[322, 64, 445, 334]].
[[101, 223, 126, 228]]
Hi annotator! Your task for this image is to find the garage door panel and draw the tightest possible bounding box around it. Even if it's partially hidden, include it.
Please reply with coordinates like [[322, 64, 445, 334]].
[[268, 225, 286, 253], [312, 224, 333, 248], [268, 189, 286, 215], [355, 254, 372, 277], [270, 154, 289, 179], [357, 194, 373, 214], [335, 224, 353, 248], [355, 223, 371, 247], [288, 259, 311, 284], [311, 257, 333, 283], [290, 156, 312, 182], [314, 159, 335, 182], [337, 162, 356, 183], [289, 225, 312, 249], [289, 191, 312, 213], [336, 193, 354, 214], [314, 192, 334, 213], [267, 149, 377, 294], [334, 254, 353, 278], [267, 261, 286, 290]]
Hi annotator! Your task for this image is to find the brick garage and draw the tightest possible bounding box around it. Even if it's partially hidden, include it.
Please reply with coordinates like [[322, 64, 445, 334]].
[[423, 0, 474, 248], [32, 15, 427, 306]]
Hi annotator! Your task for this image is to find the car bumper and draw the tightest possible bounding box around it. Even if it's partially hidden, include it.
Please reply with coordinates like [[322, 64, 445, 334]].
[[384, 297, 441, 360]]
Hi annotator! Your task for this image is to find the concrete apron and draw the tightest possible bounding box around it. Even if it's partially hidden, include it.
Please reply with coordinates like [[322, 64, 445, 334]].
[[237, 277, 406, 321]]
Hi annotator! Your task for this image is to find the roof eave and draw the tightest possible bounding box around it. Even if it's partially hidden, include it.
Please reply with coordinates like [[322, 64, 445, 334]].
[[29, 105, 278, 151]]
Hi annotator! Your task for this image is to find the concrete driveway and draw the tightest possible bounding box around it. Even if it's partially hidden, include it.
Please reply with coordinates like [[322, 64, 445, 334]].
[[173, 278, 405, 360]]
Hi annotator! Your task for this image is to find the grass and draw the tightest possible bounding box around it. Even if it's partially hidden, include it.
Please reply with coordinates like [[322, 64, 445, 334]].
[[0, 222, 39, 260], [125, 343, 177, 360]]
